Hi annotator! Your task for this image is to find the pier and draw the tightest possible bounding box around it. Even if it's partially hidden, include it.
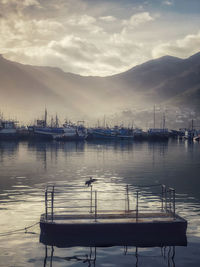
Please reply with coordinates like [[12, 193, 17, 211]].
[[40, 183, 187, 247]]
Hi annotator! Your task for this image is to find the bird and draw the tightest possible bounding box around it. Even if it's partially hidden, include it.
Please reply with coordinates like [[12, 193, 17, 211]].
[[85, 177, 97, 187]]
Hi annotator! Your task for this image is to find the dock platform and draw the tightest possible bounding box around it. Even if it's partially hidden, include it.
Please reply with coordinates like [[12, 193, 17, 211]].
[[40, 183, 187, 247]]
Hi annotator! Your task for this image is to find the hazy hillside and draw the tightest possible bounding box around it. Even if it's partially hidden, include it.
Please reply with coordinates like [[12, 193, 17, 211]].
[[108, 53, 200, 105], [0, 52, 200, 123]]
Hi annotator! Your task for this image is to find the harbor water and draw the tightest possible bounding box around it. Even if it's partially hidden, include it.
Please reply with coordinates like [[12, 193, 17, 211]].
[[0, 139, 200, 266]]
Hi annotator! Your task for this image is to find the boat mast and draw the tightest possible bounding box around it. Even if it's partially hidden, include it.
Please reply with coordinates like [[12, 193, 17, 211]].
[[55, 114, 58, 128], [44, 108, 47, 127], [191, 119, 194, 131], [162, 112, 166, 130], [51, 116, 53, 128]]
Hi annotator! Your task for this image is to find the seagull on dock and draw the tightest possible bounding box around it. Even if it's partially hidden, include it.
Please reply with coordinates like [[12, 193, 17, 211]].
[[85, 177, 97, 187]]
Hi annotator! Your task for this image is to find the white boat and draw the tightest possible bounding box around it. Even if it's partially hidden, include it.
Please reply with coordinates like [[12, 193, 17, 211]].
[[53, 121, 86, 141], [0, 120, 18, 139]]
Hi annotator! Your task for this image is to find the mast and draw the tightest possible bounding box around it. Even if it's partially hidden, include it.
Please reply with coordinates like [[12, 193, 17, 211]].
[[191, 119, 194, 131], [55, 114, 58, 128], [44, 108, 47, 127], [153, 105, 156, 129], [51, 116, 53, 128], [103, 115, 106, 128], [162, 112, 166, 130]]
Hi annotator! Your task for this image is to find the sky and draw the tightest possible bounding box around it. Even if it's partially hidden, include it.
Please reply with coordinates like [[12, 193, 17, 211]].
[[0, 0, 200, 76]]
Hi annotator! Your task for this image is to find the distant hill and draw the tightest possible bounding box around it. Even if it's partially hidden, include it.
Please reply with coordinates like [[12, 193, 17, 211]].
[[108, 53, 200, 106], [0, 52, 200, 122]]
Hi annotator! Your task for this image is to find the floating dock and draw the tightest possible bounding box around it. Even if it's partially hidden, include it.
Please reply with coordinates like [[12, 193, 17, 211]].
[[40, 183, 187, 247]]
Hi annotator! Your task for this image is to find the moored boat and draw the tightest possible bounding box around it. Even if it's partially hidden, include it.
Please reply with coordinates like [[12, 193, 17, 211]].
[[87, 126, 134, 140], [0, 120, 19, 140], [183, 129, 198, 141], [147, 128, 169, 141], [53, 121, 86, 141], [28, 109, 64, 140]]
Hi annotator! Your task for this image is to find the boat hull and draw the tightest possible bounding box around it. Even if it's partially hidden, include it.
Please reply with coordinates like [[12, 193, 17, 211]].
[[28, 127, 64, 140], [0, 129, 19, 140], [87, 132, 134, 140]]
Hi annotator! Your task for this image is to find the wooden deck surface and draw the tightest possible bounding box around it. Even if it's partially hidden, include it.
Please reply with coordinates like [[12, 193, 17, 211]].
[[40, 211, 185, 224]]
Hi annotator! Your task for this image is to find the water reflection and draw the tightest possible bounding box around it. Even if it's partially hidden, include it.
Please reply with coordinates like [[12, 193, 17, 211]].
[[27, 140, 85, 153], [0, 141, 19, 163], [43, 245, 177, 267], [27, 141, 86, 170], [0, 140, 200, 266], [0, 139, 199, 200], [44, 246, 96, 267]]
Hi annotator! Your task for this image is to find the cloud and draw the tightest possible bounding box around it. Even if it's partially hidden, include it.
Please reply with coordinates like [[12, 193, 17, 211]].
[[67, 14, 96, 26], [121, 12, 155, 36], [1, 7, 155, 76], [48, 35, 100, 62], [163, 0, 173, 6], [122, 12, 154, 27], [14, 19, 64, 36], [99, 16, 116, 22], [0, 0, 199, 76], [152, 31, 200, 58], [23, 0, 41, 7], [1, 0, 41, 11]]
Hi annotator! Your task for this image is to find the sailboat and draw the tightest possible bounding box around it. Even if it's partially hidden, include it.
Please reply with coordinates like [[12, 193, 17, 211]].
[[147, 106, 169, 140]]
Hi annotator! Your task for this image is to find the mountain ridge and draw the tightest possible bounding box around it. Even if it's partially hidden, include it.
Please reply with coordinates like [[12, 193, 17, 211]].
[[0, 52, 200, 121]]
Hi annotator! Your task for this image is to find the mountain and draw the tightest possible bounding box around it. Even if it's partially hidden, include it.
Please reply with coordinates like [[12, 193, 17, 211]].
[[108, 53, 200, 105], [0, 52, 200, 122]]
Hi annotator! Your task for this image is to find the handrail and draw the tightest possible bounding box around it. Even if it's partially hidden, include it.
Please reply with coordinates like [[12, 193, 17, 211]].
[[51, 186, 54, 222], [126, 185, 130, 212], [136, 191, 139, 222], [95, 191, 97, 221], [44, 184, 176, 222], [45, 190, 48, 220]]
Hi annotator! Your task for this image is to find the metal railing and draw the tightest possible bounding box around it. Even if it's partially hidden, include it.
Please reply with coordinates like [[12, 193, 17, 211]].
[[161, 185, 176, 218], [44, 183, 176, 222]]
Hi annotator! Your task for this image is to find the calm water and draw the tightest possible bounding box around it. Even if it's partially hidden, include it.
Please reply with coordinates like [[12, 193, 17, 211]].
[[0, 139, 200, 266]]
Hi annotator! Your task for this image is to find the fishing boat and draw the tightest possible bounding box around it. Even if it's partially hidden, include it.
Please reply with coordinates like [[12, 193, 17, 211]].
[[193, 134, 200, 142], [147, 106, 169, 140], [0, 120, 19, 140], [28, 109, 64, 140], [147, 128, 169, 141], [87, 127, 116, 140], [28, 119, 64, 140], [183, 129, 198, 141], [29, 126, 64, 139], [53, 121, 86, 141], [87, 126, 134, 140]]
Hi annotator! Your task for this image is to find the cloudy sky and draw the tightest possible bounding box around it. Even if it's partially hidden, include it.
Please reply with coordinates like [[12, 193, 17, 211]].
[[0, 0, 200, 76]]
